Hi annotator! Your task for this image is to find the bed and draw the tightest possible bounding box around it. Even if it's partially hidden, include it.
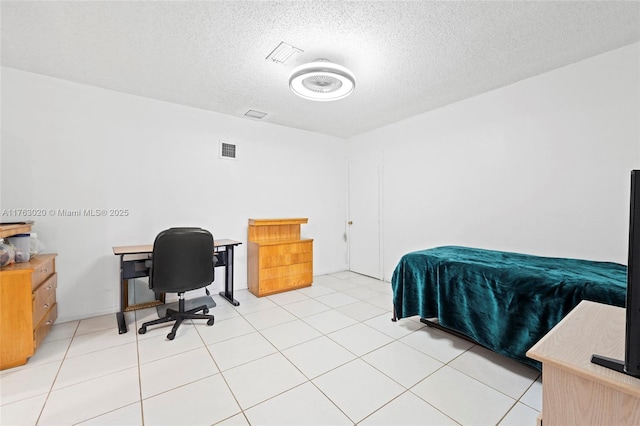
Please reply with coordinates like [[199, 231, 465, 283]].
[[391, 246, 627, 369]]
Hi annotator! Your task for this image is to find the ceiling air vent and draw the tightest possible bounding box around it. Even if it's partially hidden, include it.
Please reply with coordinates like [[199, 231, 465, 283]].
[[244, 110, 267, 120], [266, 41, 303, 65], [219, 141, 237, 160]]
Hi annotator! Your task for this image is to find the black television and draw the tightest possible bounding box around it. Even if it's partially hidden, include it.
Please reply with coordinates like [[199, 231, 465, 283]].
[[591, 169, 640, 377]]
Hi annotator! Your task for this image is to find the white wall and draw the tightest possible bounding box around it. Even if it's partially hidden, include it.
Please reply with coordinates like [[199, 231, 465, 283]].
[[1, 67, 349, 322], [347, 43, 640, 281], [3, 42, 639, 321]]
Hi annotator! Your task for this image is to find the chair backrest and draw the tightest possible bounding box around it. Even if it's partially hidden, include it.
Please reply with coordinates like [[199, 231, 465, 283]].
[[150, 227, 214, 293]]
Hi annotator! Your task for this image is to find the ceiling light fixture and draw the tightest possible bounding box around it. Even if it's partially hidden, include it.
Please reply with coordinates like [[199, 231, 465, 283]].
[[289, 59, 355, 101]]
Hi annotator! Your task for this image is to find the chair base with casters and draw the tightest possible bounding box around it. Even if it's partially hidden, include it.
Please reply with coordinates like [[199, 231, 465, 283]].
[[138, 292, 214, 340]]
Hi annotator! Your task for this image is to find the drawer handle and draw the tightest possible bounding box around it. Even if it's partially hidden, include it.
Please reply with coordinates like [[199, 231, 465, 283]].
[[45, 320, 53, 325], [42, 268, 49, 273], [43, 303, 49, 309], [46, 286, 52, 290]]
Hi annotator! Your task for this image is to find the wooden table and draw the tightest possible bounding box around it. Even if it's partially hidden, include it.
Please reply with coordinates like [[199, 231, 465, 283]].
[[527, 300, 640, 425]]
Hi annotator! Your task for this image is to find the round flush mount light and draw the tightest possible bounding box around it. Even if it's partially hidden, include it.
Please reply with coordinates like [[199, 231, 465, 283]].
[[289, 59, 355, 101]]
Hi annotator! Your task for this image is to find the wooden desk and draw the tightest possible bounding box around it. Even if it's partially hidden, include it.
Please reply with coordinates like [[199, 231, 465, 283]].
[[112, 239, 242, 334], [527, 300, 640, 425]]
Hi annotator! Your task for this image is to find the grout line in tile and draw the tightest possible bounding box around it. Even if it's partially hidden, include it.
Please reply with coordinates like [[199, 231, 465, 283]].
[[307, 377, 358, 424], [495, 400, 520, 426], [443, 347, 540, 402], [516, 373, 543, 411], [34, 320, 80, 425], [360, 388, 461, 426], [135, 317, 146, 425], [71, 401, 141, 426]]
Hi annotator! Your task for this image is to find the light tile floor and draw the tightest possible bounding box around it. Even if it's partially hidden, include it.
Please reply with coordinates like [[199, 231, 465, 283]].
[[0, 272, 542, 425]]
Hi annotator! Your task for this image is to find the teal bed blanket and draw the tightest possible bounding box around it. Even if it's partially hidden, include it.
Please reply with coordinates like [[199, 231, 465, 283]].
[[391, 246, 627, 369]]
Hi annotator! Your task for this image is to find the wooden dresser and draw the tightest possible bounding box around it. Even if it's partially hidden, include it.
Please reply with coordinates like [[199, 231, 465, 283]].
[[1, 224, 58, 370], [247, 218, 313, 297]]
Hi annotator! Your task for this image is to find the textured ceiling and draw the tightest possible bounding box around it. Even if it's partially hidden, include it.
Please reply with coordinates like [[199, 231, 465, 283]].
[[1, 1, 639, 139]]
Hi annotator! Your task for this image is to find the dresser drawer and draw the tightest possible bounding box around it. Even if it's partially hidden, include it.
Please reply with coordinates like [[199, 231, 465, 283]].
[[33, 273, 57, 326], [285, 240, 312, 254], [260, 240, 312, 255], [31, 256, 56, 290], [259, 251, 313, 268], [260, 262, 313, 280], [34, 303, 57, 349], [259, 271, 313, 294]]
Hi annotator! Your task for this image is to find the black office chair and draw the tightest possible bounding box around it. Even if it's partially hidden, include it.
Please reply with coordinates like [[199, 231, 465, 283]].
[[138, 227, 215, 340]]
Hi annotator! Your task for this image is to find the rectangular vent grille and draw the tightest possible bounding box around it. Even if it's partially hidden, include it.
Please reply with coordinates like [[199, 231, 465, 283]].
[[266, 41, 303, 65], [219, 142, 237, 160], [244, 109, 267, 120]]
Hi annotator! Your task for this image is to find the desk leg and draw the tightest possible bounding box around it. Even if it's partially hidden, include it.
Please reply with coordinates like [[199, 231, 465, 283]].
[[117, 312, 127, 334], [219, 245, 240, 306], [117, 271, 129, 334]]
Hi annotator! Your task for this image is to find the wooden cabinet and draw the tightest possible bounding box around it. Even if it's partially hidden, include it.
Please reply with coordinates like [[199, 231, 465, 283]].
[[527, 300, 640, 425], [247, 218, 313, 297], [1, 228, 58, 370]]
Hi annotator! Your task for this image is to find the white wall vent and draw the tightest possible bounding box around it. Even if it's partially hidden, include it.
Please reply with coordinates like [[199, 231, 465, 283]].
[[219, 141, 237, 160]]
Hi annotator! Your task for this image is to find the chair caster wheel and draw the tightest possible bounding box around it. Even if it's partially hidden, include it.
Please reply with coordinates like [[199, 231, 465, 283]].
[[203, 308, 209, 314], [167, 332, 176, 340], [138, 327, 147, 334], [207, 318, 214, 326]]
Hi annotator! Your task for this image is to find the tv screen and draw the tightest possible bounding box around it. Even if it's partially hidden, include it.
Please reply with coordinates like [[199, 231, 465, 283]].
[[591, 169, 640, 377]]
